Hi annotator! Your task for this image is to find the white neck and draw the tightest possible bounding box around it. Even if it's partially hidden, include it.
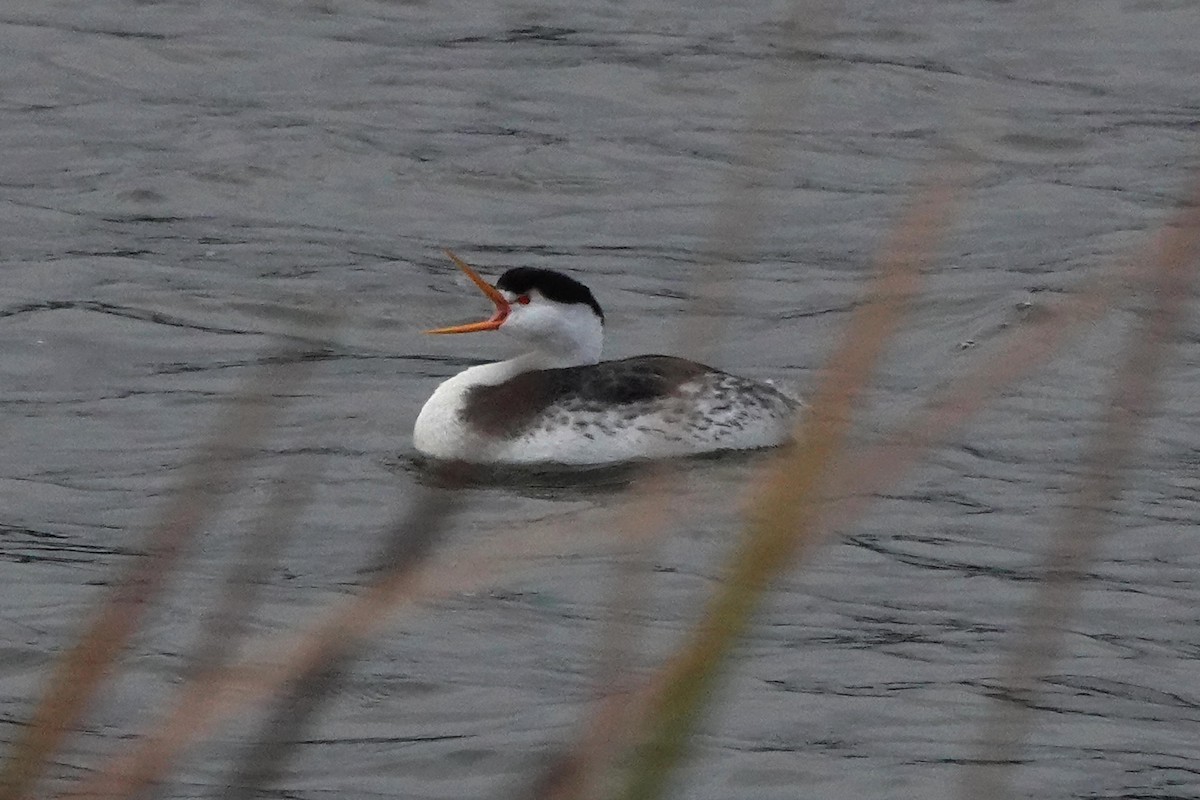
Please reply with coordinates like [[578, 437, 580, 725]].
[[509, 336, 601, 371], [466, 339, 597, 389], [498, 301, 603, 371]]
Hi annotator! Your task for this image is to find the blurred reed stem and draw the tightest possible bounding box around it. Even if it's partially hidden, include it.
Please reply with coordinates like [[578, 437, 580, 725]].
[[963, 181, 1200, 800], [0, 329, 331, 800], [610, 170, 962, 800]]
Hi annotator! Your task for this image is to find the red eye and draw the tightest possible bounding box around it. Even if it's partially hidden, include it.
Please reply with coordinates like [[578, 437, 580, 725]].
[[516, 294, 531, 305]]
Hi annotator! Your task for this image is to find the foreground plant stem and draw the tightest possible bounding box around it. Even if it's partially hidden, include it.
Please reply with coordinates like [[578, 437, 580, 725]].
[[611, 172, 961, 800]]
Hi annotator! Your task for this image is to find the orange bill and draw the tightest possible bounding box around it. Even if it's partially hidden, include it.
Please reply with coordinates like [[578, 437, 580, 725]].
[[426, 249, 511, 334]]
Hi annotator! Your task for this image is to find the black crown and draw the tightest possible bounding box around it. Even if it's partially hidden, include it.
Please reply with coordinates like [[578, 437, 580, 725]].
[[496, 267, 605, 323]]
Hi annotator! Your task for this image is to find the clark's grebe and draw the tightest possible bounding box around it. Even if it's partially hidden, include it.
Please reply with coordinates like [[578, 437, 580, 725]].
[[414, 251, 798, 465]]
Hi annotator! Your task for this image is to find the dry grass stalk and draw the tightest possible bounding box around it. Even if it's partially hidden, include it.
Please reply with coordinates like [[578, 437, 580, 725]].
[[56, 490, 628, 800], [608, 167, 962, 800], [818, 186, 1200, 540], [58, 479, 453, 800], [530, 466, 678, 800], [962, 183, 1200, 800], [221, 656, 349, 800], [196, 456, 331, 799], [0, 338, 326, 800], [188, 455, 325, 680], [220, 459, 468, 799]]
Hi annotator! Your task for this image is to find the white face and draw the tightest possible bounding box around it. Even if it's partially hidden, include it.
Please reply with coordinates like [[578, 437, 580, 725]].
[[498, 289, 604, 364]]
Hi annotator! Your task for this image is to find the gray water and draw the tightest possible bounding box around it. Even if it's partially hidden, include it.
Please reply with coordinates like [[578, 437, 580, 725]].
[[3, 1, 1200, 798]]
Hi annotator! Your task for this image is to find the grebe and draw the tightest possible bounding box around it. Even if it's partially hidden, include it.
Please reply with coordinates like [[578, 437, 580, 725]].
[[413, 251, 799, 465]]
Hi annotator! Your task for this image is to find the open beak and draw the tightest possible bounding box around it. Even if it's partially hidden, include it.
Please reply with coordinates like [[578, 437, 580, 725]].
[[426, 249, 511, 334]]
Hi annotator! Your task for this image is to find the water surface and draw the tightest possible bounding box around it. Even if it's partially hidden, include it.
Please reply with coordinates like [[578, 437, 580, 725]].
[[2, 1, 1199, 798]]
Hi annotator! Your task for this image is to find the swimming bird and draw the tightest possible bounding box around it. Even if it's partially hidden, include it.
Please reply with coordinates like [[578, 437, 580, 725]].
[[413, 250, 799, 465]]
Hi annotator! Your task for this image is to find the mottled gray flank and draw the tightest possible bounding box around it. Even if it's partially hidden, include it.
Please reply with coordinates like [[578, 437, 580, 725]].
[[461, 354, 796, 446], [2, 1, 1200, 799]]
